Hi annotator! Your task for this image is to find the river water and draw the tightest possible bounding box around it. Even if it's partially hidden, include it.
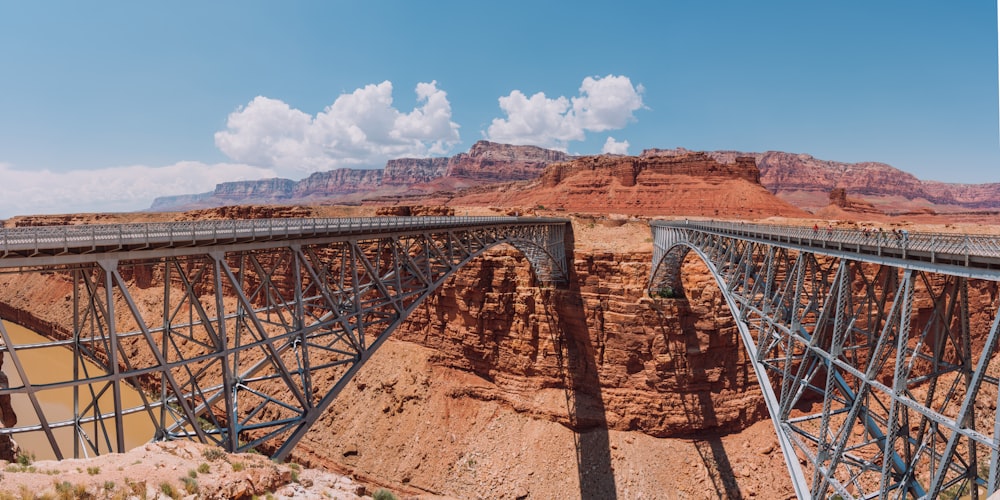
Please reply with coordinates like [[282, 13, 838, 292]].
[[2, 320, 156, 460]]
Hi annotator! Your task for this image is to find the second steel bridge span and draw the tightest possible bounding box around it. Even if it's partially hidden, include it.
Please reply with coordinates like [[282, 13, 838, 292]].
[[0, 216, 569, 461], [650, 220, 1000, 499]]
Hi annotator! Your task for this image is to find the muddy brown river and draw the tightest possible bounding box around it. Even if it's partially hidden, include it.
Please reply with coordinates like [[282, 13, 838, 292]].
[[2, 320, 156, 460]]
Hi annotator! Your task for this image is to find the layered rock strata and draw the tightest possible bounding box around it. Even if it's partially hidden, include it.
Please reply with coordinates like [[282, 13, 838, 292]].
[[445, 151, 806, 218], [293, 169, 384, 198], [648, 148, 1000, 212], [148, 141, 571, 212], [388, 248, 767, 436], [383, 141, 570, 186], [283, 245, 783, 498]]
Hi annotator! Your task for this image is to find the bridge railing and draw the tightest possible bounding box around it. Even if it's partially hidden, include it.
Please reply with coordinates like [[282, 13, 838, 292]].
[[653, 219, 1000, 265], [0, 216, 565, 258]]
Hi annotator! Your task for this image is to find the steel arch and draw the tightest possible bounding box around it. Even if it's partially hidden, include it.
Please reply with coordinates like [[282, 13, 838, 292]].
[[650, 220, 1000, 500], [0, 216, 569, 462]]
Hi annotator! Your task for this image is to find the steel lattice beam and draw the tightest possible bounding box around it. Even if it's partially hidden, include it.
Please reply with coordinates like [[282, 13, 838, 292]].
[[0, 216, 569, 461], [651, 220, 1000, 499]]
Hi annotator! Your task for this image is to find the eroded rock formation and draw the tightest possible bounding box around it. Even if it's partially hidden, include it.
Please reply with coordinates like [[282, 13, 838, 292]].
[[293, 168, 384, 198], [213, 178, 296, 202], [445, 151, 806, 218], [148, 141, 571, 212], [651, 148, 1000, 213], [386, 249, 766, 436], [828, 187, 880, 214], [383, 141, 570, 186], [374, 205, 455, 217]]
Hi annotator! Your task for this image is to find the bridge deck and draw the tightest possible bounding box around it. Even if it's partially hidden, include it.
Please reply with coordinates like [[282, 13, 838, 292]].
[[654, 219, 1000, 277], [0, 216, 568, 267]]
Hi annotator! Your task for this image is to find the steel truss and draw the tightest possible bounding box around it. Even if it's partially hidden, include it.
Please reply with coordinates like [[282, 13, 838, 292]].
[[0, 217, 569, 461], [651, 220, 1000, 500]]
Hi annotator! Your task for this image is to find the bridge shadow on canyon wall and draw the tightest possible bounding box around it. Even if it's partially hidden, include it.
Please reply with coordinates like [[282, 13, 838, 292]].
[[665, 266, 750, 500], [675, 306, 744, 499], [547, 228, 618, 499]]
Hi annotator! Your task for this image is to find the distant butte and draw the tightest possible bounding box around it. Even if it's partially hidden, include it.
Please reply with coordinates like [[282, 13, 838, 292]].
[[426, 151, 806, 218], [149, 141, 571, 212]]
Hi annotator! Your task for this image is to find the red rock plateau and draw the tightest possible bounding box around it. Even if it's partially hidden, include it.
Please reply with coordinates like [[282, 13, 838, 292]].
[[432, 152, 808, 219], [149, 141, 1000, 224], [648, 148, 1000, 216], [1, 145, 998, 498]]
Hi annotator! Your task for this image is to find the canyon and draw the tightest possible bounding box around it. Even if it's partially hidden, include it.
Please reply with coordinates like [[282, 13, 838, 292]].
[[0, 147, 997, 498], [0, 206, 795, 499]]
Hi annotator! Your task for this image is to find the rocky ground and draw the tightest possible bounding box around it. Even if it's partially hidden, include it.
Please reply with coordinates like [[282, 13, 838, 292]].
[[0, 440, 371, 499]]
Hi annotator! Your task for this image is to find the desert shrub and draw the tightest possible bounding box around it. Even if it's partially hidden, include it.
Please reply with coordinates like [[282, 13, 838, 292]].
[[202, 447, 227, 462], [54, 480, 91, 500], [16, 451, 34, 466], [373, 489, 399, 500], [180, 476, 199, 495], [124, 477, 146, 499], [159, 482, 180, 499]]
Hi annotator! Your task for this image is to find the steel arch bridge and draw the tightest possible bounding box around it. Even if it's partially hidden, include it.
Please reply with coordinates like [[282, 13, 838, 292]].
[[0, 216, 569, 462], [650, 220, 1000, 500]]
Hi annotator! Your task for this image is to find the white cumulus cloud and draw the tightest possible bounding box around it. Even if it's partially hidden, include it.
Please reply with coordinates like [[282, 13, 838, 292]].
[[0, 162, 275, 218], [485, 74, 644, 151], [601, 136, 630, 155], [215, 81, 461, 177]]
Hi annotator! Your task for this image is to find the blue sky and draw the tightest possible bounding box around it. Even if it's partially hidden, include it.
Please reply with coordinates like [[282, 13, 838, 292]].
[[0, 1, 997, 217]]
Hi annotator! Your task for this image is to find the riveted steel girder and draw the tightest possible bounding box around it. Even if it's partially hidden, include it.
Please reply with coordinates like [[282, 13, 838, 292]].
[[651, 220, 1000, 500], [0, 217, 569, 461]]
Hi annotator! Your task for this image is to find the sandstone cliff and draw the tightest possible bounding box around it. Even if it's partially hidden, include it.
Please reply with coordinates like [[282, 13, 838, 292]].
[[445, 140, 571, 181], [382, 157, 450, 186], [150, 178, 302, 211], [381, 141, 570, 186], [292, 168, 384, 198], [148, 192, 214, 211], [213, 177, 296, 202], [149, 141, 571, 212], [146, 142, 999, 218], [445, 151, 806, 218], [826, 187, 880, 215], [648, 148, 1000, 213], [286, 241, 794, 499]]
